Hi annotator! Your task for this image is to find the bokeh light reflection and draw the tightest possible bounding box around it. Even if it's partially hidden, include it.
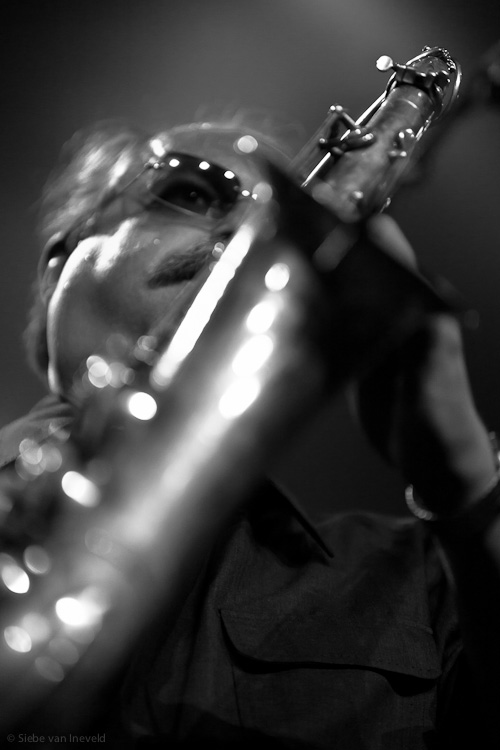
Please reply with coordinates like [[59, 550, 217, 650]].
[[218, 377, 261, 419], [4, 626, 32, 654], [232, 335, 274, 376]]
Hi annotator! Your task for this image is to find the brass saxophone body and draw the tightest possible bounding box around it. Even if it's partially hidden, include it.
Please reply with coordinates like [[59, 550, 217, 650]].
[[0, 48, 461, 731]]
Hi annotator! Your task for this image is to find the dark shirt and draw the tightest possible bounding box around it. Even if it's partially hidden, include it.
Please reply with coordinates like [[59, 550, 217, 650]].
[[0, 397, 474, 749], [122, 486, 465, 749]]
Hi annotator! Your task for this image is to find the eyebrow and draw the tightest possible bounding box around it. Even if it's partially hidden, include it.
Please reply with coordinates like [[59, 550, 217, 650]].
[[147, 242, 216, 288]]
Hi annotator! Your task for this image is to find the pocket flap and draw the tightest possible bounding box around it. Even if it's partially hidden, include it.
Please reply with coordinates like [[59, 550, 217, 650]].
[[220, 608, 441, 679]]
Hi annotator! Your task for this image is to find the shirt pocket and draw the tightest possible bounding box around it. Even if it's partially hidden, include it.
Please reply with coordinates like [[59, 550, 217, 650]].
[[220, 607, 442, 749]]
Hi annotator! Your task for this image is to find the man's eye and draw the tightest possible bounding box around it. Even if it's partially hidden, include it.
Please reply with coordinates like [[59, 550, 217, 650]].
[[153, 178, 219, 216]]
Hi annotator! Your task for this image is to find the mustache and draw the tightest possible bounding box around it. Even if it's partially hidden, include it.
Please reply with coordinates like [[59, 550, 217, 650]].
[[147, 240, 224, 288]]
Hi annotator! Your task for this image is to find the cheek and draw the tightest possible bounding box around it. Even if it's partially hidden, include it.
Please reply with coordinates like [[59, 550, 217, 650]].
[[45, 236, 151, 393], [46, 248, 125, 392], [45, 231, 198, 394]]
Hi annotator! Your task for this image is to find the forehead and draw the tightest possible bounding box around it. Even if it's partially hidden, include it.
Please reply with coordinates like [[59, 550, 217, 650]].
[[150, 124, 290, 191]]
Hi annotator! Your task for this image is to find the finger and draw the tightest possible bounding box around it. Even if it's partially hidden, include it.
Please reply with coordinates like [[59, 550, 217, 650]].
[[366, 214, 417, 270]]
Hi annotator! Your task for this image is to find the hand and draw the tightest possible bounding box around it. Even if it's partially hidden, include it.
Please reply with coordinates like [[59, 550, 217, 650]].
[[354, 215, 497, 513]]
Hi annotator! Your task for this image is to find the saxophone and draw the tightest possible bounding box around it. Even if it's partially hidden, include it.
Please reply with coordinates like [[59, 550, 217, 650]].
[[0, 48, 461, 732]]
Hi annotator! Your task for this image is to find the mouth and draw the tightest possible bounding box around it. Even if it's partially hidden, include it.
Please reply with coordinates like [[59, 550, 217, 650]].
[[147, 239, 225, 289]]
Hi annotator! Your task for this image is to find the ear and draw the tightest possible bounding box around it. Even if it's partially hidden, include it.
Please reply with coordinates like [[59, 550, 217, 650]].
[[38, 233, 69, 305]]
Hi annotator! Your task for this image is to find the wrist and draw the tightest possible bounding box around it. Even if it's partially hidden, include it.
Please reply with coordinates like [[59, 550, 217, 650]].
[[405, 432, 500, 539]]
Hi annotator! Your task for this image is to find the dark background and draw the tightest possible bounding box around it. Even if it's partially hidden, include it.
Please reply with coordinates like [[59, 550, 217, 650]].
[[1, 0, 499, 518]]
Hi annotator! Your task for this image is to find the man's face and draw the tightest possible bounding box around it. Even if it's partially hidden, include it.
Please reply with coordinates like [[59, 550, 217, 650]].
[[45, 126, 272, 397]]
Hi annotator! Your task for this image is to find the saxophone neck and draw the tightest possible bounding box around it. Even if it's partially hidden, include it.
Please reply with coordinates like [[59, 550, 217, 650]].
[[291, 47, 461, 222]]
